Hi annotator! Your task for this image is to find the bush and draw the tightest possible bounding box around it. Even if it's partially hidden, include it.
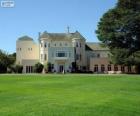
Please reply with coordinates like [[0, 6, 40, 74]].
[[9, 65, 23, 73], [34, 62, 44, 73]]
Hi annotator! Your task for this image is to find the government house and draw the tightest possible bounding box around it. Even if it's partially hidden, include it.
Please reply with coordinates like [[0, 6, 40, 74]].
[[16, 30, 135, 73]]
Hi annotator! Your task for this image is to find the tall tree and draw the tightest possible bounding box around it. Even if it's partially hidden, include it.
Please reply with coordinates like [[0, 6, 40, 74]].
[[0, 50, 16, 73], [96, 0, 140, 73]]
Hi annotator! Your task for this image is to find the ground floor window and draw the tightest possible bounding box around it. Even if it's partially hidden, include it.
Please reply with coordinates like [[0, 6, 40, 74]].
[[26, 66, 33, 73], [101, 65, 105, 72], [121, 66, 125, 72], [94, 65, 98, 72], [128, 66, 132, 73], [114, 65, 118, 71], [108, 65, 111, 71]]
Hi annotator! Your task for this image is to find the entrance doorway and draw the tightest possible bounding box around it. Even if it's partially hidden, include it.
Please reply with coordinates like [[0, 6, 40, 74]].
[[59, 65, 64, 72]]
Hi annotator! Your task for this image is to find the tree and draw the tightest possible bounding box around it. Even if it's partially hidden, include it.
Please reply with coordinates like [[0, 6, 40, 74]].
[[0, 50, 15, 73], [44, 62, 52, 73], [9, 64, 23, 73], [34, 62, 44, 73], [96, 0, 140, 73]]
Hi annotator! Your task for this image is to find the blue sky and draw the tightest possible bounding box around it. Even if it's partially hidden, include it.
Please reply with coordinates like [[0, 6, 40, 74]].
[[0, 0, 117, 53]]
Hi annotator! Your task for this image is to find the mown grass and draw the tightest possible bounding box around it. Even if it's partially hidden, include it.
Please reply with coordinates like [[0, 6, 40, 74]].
[[0, 74, 140, 116]]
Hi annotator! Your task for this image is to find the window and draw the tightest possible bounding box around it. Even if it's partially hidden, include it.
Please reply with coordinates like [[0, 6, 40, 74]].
[[114, 65, 118, 71], [20, 48, 21, 51], [48, 43, 50, 47], [56, 51, 67, 57], [108, 65, 111, 71], [76, 54, 79, 60], [97, 54, 100, 58], [69, 52, 71, 57], [94, 65, 98, 72], [76, 42, 78, 47], [101, 65, 105, 72], [60, 43, 62, 46], [54, 43, 56, 46], [80, 43, 81, 47], [44, 54, 47, 60], [26, 66, 33, 73], [80, 54, 82, 61], [44, 42, 47, 48], [121, 66, 125, 72], [41, 54, 43, 60], [65, 43, 67, 46], [128, 66, 132, 72]]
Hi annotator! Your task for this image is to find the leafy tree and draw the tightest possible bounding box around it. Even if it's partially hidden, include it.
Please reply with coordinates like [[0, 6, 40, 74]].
[[34, 62, 44, 73], [0, 50, 15, 73], [96, 0, 140, 73]]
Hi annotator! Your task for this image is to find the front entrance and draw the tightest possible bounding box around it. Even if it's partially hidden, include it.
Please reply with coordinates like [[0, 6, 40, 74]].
[[59, 65, 64, 72]]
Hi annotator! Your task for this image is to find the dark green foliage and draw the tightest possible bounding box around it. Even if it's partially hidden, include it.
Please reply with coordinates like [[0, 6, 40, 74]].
[[0, 50, 16, 73], [96, 0, 140, 73], [9, 65, 23, 73], [34, 62, 44, 73], [44, 62, 52, 73]]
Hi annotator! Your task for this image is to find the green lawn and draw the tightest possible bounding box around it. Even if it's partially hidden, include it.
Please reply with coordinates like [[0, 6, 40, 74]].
[[0, 74, 140, 116]]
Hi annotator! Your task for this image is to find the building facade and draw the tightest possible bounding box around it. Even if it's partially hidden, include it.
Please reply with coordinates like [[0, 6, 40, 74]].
[[16, 31, 135, 73]]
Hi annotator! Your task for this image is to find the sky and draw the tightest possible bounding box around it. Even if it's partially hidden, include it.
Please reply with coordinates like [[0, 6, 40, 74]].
[[0, 0, 117, 53]]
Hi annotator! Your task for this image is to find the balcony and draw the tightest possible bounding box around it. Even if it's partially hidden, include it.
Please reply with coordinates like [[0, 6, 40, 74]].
[[54, 57, 68, 60]]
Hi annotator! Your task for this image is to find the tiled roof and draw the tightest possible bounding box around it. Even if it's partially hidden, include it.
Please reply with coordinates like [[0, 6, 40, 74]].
[[39, 31, 85, 40], [86, 42, 109, 51]]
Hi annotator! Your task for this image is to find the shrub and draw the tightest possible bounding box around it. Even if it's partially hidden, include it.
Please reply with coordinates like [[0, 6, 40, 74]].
[[9, 64, 23, 73], [34, 62, 44, 73]]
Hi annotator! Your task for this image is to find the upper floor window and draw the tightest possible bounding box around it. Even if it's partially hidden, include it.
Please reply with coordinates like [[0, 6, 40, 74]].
[[44, 54, 47, 61], [80, 54, 82, 61], [60, 43, 62, 46], [28, 48, 32, 51], [69, 52, 71, 57], [41, 54, 43, 61], [80, 43, 81, 47], [76, 54, 79, 60], [48, 43, 50, 47], [56, 51, 67, 57], [44, 42, 47, 48], [76, 42, 78, 47], [97, 54, 100, 58]]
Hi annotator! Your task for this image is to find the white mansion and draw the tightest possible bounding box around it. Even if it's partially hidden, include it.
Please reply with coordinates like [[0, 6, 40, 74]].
[[16, 30, 135, 73]]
